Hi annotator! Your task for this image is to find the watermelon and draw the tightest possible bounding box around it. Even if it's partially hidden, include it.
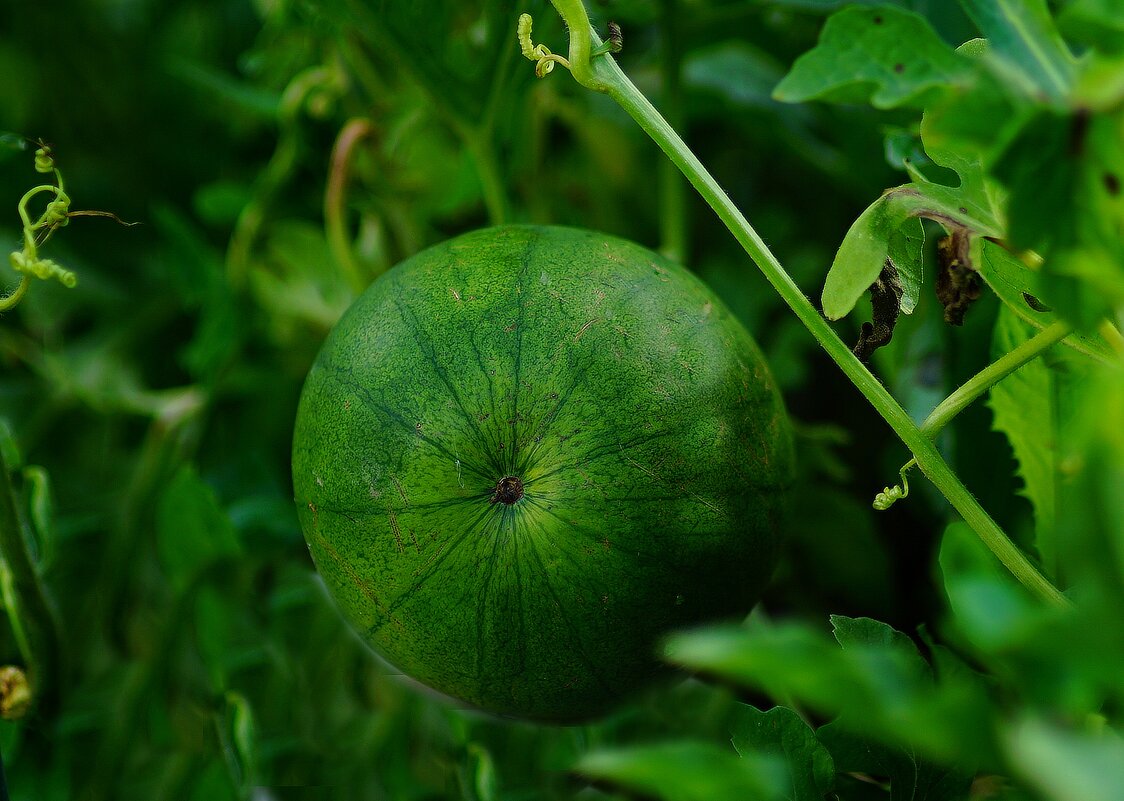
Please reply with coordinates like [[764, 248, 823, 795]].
[[292, 225, 793, 720]]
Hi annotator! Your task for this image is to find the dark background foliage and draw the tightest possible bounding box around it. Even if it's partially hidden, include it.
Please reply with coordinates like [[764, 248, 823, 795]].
[[1, 1, 1119, 799]]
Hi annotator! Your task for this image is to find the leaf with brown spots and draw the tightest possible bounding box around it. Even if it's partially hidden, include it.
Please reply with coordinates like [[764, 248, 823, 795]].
[[773, 6, 973, 110]]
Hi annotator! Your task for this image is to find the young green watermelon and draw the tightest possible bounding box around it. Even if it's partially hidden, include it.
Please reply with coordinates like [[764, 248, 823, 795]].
[[292, 225, 793, 721]]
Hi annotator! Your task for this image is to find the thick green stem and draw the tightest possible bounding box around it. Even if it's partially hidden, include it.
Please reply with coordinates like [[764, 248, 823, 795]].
[[545, 1, 1069, 607], [922, 321, 1072, 437], [0, 450, 62, 715], [658, 0, 688, 264]]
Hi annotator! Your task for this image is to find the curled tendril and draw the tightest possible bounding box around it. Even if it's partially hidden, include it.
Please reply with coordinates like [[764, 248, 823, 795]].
[[517, 13, 571, 78], [34, 145, 55, 174], [9, 252, 77, 288], [2, 146, 81, 311], [873, 460, 915, 511]]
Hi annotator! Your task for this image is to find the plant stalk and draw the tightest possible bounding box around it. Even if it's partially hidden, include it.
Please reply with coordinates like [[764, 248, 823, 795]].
[[546, 0, 1069, 607], [922, 321, 1072, 437], [325, 118, 376, 294], [0, 450, 62, 715], [658, 0, 688, 264]]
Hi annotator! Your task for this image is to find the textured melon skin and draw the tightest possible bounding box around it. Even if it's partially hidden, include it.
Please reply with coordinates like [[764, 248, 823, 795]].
[[292, 225, 793, 721]]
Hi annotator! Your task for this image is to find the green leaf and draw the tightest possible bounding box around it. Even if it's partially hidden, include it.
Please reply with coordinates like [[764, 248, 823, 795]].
[[958, 0, 1077, 101], [1056, 369, 1124, 608], [918, 86, 1003, 218], [938, 522, 1040, 651], [466, 743, 499, 801], [817, 723, 973, 801], [774, 6, 974, 110], [665, 622, 860, 714], [156, 466, 241, 591], [920, 59, 1031, 162], [730, 705, 835, 801], [0, 131, 28, 153], [988, 305, 1062, 564], [666, 618, 995, 765], [830, 615, 928, 676], [188, 761, 238, 801], [331, 0, 513, 126], [685, 42, 787, 111], [1005, 717, 1124, 801], [574, 741, 788, 801], [821, 193, 923, 320], [20, 465, 54, 568], [223, 692, 258, 793], [1059, 0, 1124, 53], [973, 240, 1117, 363], [167, 59, 282, 119], [195, 586, 235, 690], [822, 182, 1001, 320], [990, 110, 1078, 253], [989, 106, 1124, 327]]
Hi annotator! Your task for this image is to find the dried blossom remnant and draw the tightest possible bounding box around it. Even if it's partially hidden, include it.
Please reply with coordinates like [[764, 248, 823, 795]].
[[0, 666, 31, 719], [853, 260, 903, 364], [607, 22, 623, 53], [935, 229, 982, 326]]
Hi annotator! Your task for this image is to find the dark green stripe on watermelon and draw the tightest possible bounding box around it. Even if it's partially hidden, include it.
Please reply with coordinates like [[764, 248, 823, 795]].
[[292, 225, 793, 721]]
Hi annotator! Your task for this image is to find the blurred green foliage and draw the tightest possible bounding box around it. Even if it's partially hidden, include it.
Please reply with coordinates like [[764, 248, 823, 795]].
[[0, 0, 1121, 799]]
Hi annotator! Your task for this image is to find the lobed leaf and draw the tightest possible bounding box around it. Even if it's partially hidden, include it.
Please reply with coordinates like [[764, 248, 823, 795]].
[[774, 6, 974, 110], [830, 615, 927, 672], [973, 241, 1117, 363], [730, 705, 835, 801], [988, 305, 1065, 568]]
